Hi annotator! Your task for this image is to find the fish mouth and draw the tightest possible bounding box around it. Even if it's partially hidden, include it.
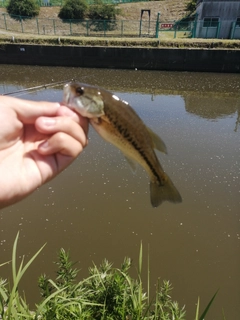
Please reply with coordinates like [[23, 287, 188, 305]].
[[62, 82, 105, 118], [62, 83, 91, 115], [63, 83, 90, 112]]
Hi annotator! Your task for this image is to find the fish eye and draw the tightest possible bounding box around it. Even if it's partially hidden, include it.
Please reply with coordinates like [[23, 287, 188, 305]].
[[76, 87, 84, 95]]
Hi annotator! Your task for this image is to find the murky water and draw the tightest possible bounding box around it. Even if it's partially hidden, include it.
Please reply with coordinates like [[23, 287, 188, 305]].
[[0, 65, 239, 319]]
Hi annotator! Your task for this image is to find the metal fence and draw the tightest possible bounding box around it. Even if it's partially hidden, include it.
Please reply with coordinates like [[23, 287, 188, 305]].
[[0, 12, 239, 39], [156, 20, 195, 39], [194, 20, 240, 39], [0, 0, 147, 7], [0, 12, 195, 39], [157, 19, 240, 39], [0, 13, 159, 37]]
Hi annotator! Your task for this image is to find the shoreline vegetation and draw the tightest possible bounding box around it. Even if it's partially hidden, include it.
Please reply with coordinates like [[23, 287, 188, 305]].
[[0, 234, 218, 320], [0, 34, 240, 49], [0, 1, 240, 49]]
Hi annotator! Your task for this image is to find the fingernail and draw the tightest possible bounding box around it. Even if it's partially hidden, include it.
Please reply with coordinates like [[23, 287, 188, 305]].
[[42, 118, 56, 126]]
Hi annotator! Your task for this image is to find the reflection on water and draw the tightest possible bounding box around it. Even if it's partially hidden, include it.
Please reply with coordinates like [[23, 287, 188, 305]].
[[0, 65, 239, 319]]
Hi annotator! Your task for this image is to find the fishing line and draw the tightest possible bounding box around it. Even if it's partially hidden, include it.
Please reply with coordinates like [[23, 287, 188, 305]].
[[2, 79, 74, 96]]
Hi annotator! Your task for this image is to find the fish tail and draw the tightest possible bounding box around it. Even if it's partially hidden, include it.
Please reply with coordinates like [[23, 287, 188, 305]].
[[150, 177, 182, 208]]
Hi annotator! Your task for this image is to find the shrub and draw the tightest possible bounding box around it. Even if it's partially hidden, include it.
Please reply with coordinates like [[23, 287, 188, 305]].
[[58, 0, 88, 20], [88, 0, 120, 20], [38, 252, 187, 320], [186, 0, 197, 13], [7, 0, 40, 17], [0, 235, 218, 320]]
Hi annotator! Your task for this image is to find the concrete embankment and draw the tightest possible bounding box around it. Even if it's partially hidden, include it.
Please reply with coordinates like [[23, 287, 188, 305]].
[[0, 43, 239, 72]]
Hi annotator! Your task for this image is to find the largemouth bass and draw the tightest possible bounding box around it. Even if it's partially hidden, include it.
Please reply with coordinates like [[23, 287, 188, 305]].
[[63, 82, 182, 207]]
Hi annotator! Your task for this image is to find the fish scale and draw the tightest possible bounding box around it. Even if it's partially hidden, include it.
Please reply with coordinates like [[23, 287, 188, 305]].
[[95, 110, 162, 185], [102, 98, 162, 181], [63, 81, 182, 207]]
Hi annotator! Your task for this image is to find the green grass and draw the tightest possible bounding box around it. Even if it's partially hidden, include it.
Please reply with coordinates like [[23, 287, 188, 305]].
[[0, 234, 219, 319], [0, 33, 240, 48]]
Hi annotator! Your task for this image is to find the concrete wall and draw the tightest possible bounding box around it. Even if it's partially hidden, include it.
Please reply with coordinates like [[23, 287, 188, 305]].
[[0, 44, 240, 73], [196, 1, 240, 38]]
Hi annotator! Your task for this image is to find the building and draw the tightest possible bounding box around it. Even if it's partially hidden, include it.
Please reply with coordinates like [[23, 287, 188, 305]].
[[195, 0, 240, 39]]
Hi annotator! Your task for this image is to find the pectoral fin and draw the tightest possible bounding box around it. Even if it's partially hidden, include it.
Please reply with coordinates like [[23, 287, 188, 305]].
[[147, 127, 167, 154]]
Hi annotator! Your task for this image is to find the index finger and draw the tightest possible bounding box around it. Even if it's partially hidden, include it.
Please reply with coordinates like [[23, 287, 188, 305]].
[[1, 96, 60, 123]]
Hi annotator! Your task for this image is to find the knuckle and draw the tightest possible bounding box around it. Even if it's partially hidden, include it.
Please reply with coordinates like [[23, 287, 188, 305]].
[[55, 132, 66, 145]]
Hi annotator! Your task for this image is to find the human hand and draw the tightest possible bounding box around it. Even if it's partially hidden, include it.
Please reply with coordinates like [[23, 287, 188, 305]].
[[0, 95, 88, 209]]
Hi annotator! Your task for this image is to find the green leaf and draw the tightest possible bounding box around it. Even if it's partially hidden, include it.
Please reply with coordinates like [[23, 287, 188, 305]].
[[198, 290, 219, 320], [138, 242, 143, 275]]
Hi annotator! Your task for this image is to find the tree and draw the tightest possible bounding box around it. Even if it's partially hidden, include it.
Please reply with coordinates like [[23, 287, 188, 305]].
[[7, 0, 40, 17], [88, 0, 120, 20], [58, 0, 88, 20], [186, 0, 197, 13]]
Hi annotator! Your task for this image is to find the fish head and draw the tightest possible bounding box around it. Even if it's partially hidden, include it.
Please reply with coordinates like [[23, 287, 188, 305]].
[[63, 82, 105, 118]]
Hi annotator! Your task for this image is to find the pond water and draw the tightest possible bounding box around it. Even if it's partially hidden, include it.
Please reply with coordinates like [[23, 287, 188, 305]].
[[0, 65, 239, 319]]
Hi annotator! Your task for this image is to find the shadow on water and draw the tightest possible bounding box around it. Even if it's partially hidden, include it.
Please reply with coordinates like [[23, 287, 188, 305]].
[[0, 65, 239, 319]]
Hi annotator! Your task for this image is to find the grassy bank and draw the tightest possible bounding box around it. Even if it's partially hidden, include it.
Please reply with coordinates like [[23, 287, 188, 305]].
[[1, 34, 240, 49], [0, 234, 218, 320]]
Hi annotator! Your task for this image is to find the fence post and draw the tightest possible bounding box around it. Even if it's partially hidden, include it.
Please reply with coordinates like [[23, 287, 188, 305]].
[[155, 12, 160, 38], [174, 22, 177, 38], [69, 19, 72, 35], [3, 13, 7, 30], [192, 13, 198, 38], [36, 17, 39, 34], [216, 21, 220, 38], [53, 19, 56, 35], [83, 20, 88, 36], [20, 16, 24, 33], [230, 21, 236, 39]]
